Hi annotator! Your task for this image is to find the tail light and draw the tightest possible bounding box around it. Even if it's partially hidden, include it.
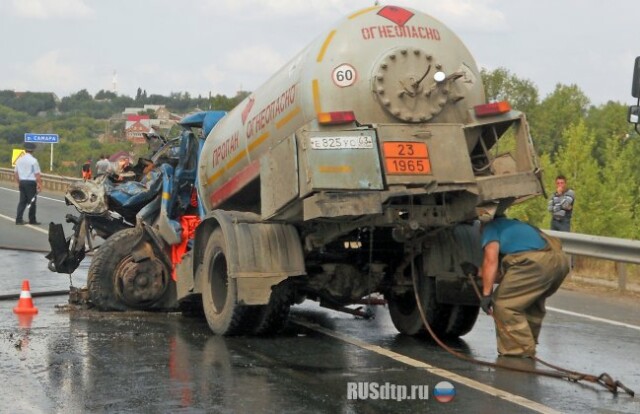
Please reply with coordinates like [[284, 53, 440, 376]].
[[474, 101, 511, 117], [317, 111, 356, 125]]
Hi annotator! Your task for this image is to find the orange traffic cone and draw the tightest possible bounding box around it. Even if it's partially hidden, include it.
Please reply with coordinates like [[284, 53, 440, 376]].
[[16, 314, 35, 329], [13, 280, 38, 315]]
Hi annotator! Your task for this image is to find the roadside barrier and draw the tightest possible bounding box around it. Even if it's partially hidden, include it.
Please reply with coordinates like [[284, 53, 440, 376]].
[[0, 167, 79, 192]]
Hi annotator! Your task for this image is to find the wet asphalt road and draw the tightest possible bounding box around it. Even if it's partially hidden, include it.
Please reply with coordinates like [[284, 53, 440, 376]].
[[0, 183, 639, 413]]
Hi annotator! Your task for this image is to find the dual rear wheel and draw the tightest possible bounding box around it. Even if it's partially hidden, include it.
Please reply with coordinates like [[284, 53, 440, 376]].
[[388, 224, 482, 339]]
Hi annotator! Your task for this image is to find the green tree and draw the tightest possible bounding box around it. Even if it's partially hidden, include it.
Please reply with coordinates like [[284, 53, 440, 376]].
[[529, 84, 590, 158], [598, 135, 636, 238], [0, 104, 29, 125], [95, 90, 117, 100], [480, 67, 539, 114], [585, 101, 629, 165]]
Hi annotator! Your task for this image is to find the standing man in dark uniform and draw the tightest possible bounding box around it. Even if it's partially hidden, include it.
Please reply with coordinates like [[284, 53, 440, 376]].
[[547, 175, 575, 232], [14, 142, 43, 225]]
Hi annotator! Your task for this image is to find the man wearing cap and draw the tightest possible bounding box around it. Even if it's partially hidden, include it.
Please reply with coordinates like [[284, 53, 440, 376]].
[[14, 142, 42, 225], [477, 205, 570, 357]]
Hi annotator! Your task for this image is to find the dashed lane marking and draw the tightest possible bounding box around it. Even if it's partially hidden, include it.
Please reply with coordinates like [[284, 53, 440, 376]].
[[294, 318, 560, 414]]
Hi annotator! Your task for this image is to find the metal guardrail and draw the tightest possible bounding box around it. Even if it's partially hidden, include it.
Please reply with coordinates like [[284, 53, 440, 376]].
[[0, 167, 637, 290], [545, 229, 639, 292], [545, 229, 640, 264], [0, 167, 79, 192]]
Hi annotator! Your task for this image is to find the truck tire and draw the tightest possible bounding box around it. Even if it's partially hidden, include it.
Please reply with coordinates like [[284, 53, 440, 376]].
[[201, 228, 254, 335], [249, 298, 290, 335], [444, 305, 479, 337], [88, 228, 174, 311], [388, 224, 481, 338], [443, 224, 482, 337], [388, 272, 450, 337]]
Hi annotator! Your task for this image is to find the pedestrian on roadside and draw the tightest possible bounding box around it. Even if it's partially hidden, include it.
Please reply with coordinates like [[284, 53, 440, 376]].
[[82, 159, 92, 180], [95, 154, 112, 176], [14, 142, 43, 225], [475, 205, 570, 357], [547, 175, 575, 232]]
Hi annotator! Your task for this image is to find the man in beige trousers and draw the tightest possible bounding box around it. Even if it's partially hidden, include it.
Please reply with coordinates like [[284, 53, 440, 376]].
[[478, 211, 570, 357]]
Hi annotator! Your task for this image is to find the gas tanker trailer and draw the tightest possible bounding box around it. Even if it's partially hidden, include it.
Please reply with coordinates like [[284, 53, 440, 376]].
[[48, 5, 543, 338]]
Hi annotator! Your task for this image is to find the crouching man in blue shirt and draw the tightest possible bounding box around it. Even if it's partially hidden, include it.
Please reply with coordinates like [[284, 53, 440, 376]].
[[478, 206, 570, 357]]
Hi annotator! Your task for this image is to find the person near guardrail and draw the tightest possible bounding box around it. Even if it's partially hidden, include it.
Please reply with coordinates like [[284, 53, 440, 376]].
[[14, 142, 42, 225], [475, 204, 570, 357], [547, 175, 575, 232]]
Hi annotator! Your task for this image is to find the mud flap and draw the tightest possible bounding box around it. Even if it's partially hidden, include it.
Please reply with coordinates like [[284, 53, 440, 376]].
[[434, 272, 481, 306], [46, 223, 85, 274]]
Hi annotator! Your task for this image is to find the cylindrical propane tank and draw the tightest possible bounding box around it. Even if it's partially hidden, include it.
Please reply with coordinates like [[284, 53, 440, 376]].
[[198, 5, 485, 211]]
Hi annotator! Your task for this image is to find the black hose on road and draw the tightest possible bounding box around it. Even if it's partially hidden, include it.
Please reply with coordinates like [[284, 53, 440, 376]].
[[0, 290, 69, 301]]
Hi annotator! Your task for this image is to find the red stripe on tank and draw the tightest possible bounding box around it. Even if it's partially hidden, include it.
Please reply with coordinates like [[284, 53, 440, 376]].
[[209, 159, 260, 207]]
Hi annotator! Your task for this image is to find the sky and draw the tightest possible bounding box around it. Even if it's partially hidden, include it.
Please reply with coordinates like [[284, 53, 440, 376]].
[[0, 0, 638, 106]]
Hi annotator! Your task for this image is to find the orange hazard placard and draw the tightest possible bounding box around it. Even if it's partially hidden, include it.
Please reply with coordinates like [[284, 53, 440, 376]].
[[383, 142, 431, 175]]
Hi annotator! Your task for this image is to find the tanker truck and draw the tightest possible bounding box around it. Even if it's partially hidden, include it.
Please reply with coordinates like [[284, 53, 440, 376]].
[[47, 4, 543, 338]]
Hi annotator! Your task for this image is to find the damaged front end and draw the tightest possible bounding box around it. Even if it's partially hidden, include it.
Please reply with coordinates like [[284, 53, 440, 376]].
[[47, 175, 143, 274]]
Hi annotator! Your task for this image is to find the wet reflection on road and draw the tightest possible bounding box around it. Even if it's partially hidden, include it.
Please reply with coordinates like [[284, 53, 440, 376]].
[[1, 249, 639, 413]]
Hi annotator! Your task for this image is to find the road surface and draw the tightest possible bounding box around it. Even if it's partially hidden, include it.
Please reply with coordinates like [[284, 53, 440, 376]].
[[0, 183, 638, 413]]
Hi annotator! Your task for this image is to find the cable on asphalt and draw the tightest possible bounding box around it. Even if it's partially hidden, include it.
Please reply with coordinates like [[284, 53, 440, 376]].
[[408, 240, 635, 397]]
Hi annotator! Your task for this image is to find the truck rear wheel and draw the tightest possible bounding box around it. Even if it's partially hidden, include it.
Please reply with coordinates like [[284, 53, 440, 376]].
[[388, 224, 481, 338], [248, 297, 290, 335], [88, 228, 174, 311], [388, 273, 479, 339], [444, 224, 482, 337], [388, 275, 450, 337], [201, 228, 254, 335]]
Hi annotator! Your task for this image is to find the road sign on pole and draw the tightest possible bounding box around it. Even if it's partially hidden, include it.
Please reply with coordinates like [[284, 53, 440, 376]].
[[24, 133, 59, 143], [25, 133, 59, 171]]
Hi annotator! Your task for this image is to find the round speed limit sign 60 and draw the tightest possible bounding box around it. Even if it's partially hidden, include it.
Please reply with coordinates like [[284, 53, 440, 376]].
[[332, 64, 357, 87]]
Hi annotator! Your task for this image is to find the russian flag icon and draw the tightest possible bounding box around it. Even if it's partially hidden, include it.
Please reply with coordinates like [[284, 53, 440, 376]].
[[433, 381, 456, 403]]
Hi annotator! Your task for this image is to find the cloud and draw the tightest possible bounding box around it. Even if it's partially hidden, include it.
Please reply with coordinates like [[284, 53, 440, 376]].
[[11, 0, 94, 19], [224, 46, 285, 75], [199, 0, 507, 31], [199, 0, 366, 19], [427, 0, 508, 32], [28, 50, 85, 92], [202, 64, 227, 90]]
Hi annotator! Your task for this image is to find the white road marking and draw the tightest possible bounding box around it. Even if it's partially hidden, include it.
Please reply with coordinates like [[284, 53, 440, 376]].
[[294, 319, 560, 414], [0, 212, 49, 235], [0, 186, 65, 203], [547, 306, 640, 331]]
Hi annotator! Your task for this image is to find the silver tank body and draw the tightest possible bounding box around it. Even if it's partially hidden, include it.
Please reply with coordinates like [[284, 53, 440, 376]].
[[198, 5, 485, 211]]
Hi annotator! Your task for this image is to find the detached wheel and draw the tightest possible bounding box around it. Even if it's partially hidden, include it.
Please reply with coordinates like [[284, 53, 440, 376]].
[[88, 228, 174, 311], [200, 228, 253, 335]]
